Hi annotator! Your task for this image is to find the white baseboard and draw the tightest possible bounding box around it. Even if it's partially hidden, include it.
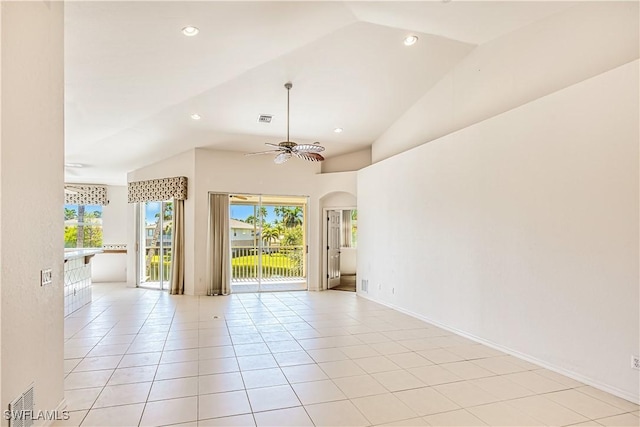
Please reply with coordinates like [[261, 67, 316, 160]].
[[357, 292, 640, 405]]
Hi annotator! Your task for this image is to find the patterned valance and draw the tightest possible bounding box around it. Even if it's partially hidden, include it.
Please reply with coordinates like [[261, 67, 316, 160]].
[[64, 185, 108, 206], [128, 176, 188, 203]]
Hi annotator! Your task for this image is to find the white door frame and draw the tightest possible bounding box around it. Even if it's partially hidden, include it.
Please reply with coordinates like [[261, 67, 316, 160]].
[[321, 206, 357, 291]]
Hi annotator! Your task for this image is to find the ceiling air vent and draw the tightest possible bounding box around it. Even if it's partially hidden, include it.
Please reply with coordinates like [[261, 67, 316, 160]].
[[257, 114, 273, 124]]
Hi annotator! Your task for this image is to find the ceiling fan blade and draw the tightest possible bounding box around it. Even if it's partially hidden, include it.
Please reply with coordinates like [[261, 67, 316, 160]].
[[294, 152, 325, 162], [274, 152, 292, 164], [245, 150, 282, 156], [265, 143, 282, 149], [292, 144, 325, 154]]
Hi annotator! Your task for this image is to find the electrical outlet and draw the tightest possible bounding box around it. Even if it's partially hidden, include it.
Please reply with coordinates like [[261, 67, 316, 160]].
[[41, 268, 52, 286], [632, 355, 640, 370]]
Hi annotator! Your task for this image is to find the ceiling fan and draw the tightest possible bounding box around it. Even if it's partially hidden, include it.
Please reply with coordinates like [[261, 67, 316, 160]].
[[246, 82, 325, 164]]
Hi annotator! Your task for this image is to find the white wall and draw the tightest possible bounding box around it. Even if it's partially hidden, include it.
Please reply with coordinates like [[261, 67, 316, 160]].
[[92, 185, 129, 282], [127, 150, 195, 288], [0, 2, 3, 407], [320, 191, 356, 209], [321, 148, 371, 173], [373, 1, 639, 162], [358, 61, 639, 402], [0, 1, 65, 420], [340, 248, 356, 276]]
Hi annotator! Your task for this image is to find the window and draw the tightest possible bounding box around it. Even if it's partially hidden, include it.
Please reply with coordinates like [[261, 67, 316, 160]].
[[64, 204, 103, 248], [340, 209, 357, 248]]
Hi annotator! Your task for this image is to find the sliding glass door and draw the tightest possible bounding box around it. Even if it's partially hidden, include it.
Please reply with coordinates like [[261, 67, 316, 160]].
[[138, 201, 173, 290], [229, 194, 307, 292]]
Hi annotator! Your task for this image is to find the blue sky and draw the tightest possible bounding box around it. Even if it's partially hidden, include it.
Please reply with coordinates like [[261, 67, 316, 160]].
[[230, 205, 278, 224], [64, 204, 102, 215]]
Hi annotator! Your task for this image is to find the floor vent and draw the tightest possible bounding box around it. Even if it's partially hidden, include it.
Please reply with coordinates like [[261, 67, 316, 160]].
[[7, 383, 35, 427], [361, 279, 368, 292], [257, 114, 273, 123]]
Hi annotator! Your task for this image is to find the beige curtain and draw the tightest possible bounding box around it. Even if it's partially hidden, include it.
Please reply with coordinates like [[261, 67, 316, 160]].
[[207, 193, 230, 295], [169, 199, 185, 295], [341, 210, 352, 248]]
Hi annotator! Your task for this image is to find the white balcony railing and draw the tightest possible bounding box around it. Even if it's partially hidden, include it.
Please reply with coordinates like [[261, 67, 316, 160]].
[[231, 245, 304, 282]]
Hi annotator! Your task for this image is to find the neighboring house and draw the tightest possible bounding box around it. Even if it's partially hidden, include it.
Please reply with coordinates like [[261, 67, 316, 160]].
[[230, 219, 256, 247], [144, 222, 172, 248]]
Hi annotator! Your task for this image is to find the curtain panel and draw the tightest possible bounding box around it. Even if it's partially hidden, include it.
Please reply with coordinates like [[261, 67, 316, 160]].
[[207, 193, 230, 296], [341, 210, 352, 248], [64, 185, 108, 206], [127, 176, 188, 203], [169, 199, 185, 295]]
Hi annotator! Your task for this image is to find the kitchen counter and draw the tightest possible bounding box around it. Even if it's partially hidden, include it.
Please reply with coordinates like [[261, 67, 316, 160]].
[[64, 248, 103, 260], [64, 248, 102, 316]]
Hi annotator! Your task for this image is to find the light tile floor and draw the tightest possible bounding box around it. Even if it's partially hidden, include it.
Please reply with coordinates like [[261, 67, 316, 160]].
[[57, 284, 639, 427]]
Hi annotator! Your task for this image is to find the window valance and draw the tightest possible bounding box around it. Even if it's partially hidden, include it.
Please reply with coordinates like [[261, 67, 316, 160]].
[[64, 185, 108, 206], [128, 176, 188, 203]]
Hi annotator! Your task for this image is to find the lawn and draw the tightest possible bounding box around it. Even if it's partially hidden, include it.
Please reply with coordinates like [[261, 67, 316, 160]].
[[232, 253, 302, 278], [232, 253, 296, 268]]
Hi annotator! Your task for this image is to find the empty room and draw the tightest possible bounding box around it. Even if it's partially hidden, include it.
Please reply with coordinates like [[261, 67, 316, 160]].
[[0, 1, 638, 426]]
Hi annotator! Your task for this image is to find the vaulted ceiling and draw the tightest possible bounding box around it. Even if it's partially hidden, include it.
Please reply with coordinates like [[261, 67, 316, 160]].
[[64, 1, 577, 184]]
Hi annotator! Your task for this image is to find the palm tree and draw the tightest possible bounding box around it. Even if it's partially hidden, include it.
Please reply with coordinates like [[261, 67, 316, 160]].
[[257, 207, 267, 221], [275, 206, 303, 228], [146, 202, 173, 276], [76, 205, 85, 248], [261, 225, 280, 246], [245, 207, 267, 225], [64, 207, 77, 220]]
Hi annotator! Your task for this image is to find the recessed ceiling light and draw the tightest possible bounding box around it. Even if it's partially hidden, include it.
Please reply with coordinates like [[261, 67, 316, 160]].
[[64, 163, 84, 168], [190, 113, 201, 120], [404, 35, 419, 46], [334, 128, 343, 133], [182, 26, 199, 37]]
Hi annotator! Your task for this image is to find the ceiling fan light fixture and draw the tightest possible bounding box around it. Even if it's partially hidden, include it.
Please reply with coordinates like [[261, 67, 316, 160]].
[[244, 82, 325, 164], [182, 26, 199, 36], [404, 35, 419, 46]]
